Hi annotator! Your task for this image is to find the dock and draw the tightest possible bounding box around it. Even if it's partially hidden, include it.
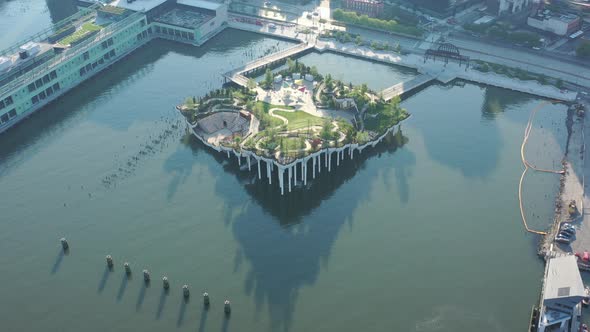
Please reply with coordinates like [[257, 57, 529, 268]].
[[380, 74, 434, 101]]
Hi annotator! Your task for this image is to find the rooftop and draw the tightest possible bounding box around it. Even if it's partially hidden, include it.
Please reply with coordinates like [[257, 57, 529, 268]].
[[543, 255, 584, 302], [110, 0, 168, 12], [531, 10, 579, 23], [177, 0, 223, 11], [0, 4, 143, 97], [154, 7, 213, 29]]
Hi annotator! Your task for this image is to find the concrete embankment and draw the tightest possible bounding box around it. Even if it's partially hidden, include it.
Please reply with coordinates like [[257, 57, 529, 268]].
[[314, 40, 578, 102]]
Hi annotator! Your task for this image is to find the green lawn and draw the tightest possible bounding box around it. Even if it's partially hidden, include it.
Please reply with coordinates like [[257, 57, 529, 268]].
[[59, 22, 102, 45], [273, 110, 325, 130]]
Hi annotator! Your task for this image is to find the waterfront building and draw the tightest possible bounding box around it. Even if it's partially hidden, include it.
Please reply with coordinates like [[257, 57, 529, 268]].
[[537, 255, 585, 332], [527, 10, 581, 36], [341, 0, 384, 18], [0, 0, 228, 133], [486, 0, 531, 15]]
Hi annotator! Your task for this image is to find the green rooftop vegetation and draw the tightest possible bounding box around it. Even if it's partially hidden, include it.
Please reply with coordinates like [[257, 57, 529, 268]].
[[98, 5, 127, 15], [59, 22, 102, 46]]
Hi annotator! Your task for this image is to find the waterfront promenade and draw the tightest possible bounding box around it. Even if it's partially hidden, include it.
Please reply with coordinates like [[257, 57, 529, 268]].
[[222, 21, 579, 102]]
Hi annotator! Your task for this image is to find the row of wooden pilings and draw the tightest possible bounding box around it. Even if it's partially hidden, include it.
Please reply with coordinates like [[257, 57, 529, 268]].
[[59, 238, 231, 315]]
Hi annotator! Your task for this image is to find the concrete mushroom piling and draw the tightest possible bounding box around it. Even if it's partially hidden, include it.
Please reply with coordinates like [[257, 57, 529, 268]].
[[183, 285, 190, 298], [143, 269, 150, 283], [60, 238, 69, 251], [163, 277, 169, 290], [203, 292, 210, 306], [224, 300, 231, 315], [124, 262, 131, 275], [106, 255, 114, 269]]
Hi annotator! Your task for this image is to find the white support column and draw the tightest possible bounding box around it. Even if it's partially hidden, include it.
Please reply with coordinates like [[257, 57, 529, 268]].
[[301, 161, 305, 182], [279, 168, 284, 195], [325, 150, 328, 167], [294, 162, 297, 184], [267, 161, 272, 184], [318, 154, 321, 173], [336, 151, 340, 166], [328, 152, 331, 172], [312, 156, 316, 179], [304, 162, 307, 185], [247, 156, 251, 171], [257, 159, 261, 179], [288, 166, 292, 192], [227, 150, 230, 158], [238, 155, 241, 166]]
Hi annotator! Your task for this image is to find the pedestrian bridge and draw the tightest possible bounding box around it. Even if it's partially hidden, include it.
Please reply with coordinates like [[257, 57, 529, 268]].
[[223, 42, 314, 87], [380, 74, 435, 101]]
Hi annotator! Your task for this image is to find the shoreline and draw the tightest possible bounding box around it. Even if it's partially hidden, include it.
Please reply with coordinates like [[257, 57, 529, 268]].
[[539, 106, 585, 257]]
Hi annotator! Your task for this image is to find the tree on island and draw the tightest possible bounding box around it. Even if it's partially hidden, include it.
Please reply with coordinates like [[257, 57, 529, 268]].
[[287, 58, 295, 72], [325, 74, 334, 91], [247, 78, 257, 91], [310, 66, 319, 77], [320, 119, 334, 141], [360, 83, 369, 95], [264, 68, 273, 89], [355, 131, 369, 144]]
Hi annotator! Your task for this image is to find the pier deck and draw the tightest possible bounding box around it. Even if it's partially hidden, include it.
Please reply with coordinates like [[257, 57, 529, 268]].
[[224, 42, 314, 87], [380, 74, 434, 101]]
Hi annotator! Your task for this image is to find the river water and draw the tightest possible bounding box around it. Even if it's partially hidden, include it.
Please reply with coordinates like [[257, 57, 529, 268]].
[[0, 1, 571, 331]]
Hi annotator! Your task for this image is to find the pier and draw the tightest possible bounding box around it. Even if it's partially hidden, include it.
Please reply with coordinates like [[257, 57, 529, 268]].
[[223, 42, 314, 87], [380, 74, 434, 101]]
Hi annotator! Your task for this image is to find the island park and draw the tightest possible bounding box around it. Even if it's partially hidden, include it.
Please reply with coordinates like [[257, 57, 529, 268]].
[[178, 59, 408, 195]]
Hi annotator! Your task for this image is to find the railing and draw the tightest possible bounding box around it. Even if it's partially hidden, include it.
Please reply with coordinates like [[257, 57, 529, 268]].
[[150, 32, 196, 45], [381, 74, 434, 100], [0, 11, 146, 97], [226, 42, 311, 78]]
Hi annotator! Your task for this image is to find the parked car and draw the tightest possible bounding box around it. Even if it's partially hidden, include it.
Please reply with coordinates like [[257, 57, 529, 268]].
[[576, 252, 590, 262], [555, 236, 571, 244], [558, 231, 574, 239], [560, 228, 576, 236]]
